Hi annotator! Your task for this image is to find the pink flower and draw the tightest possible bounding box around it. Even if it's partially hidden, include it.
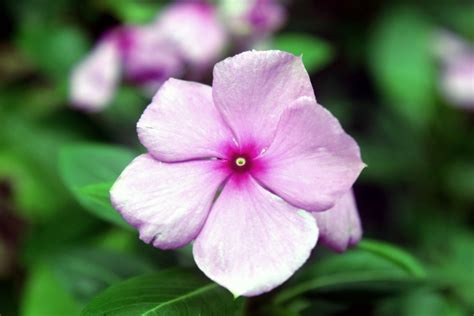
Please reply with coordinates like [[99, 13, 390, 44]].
[[69, 26, 181, 112], [110, 50, 365, 296], [434, 30, 474, 109], [118, 25, 184, 94], [441, 54, 474, 109], [219, 0, 285, 39], [69, 33, 122, 112], [69, 2, 226, 111], [441, 52, 474, 110], [313, 190, 362, 252], [155, 1, 227, 68]]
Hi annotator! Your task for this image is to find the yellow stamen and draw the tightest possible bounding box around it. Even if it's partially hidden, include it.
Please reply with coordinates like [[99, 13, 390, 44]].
[[235, 157, 246, 167]]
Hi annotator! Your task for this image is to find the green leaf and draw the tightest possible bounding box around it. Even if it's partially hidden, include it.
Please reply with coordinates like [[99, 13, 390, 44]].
[[59, 143, 137, 228], [375, 289, 465, 316], [0, 151, 50, 215], [444, 161, 474, 202], [368, 7, 436, 127], [420, 223, 474, 308], [262, 298, 344, 316], [21, 263, 82, 316], [101, 87, 148, 144], [0, 111, 86, 220], [81, 268, 243, 316], [274, 239, 426, 304], [16, 21, 89, 81], [274, 33, 334, 73], [77, 182, 124, 227], [358, 239, 425, 277], [53, 248, 154, 304], [106, 87, 147, 120], [20, 207, 99, 267], [103, 0, 164, 23], [93, 228, 138, 253], [437, 4, 474, 41]]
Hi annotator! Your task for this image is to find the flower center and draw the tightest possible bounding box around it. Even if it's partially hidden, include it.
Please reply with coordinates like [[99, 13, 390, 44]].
[[224, 143, 262, 175], [228, 153, 253, 174], [235, 157, 247, 167]]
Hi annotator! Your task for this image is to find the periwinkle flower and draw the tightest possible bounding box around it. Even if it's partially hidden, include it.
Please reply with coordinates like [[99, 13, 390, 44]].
[[219, 0, 285, 40], [313, 190, 362, 252], [441, 54, 474, 109], [118, 25, 184, 94], [434, 30, 474, 109], [156, 1, 227, 68], [69, 33, 122, 112], [70, 1, 226, 111], [111, 50, 365, 296]]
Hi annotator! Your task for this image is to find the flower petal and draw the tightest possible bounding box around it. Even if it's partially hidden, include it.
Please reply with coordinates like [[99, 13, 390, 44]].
[[193, 176, 318, 297], [119, 26, 183, 89], [441, 54, 474, 109], [69, 35, 121, 112], [137, 79, 234, 161], [156, 2, 226, 66], [220, 0, 286, 37], [110, 154, 227, 249], [313, 190, 362, 252], [254, 96, 365, 212], [248, 0, 286, 34], [212, 50, 315, 147]]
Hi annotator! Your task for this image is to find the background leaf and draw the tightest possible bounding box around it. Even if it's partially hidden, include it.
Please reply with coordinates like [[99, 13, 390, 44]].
[[368, 7, 436, 127], [16, 21, 89, 82], [21, 263, 82, 316], [274, 33, 334, 73], [275, 239, 426, 305], [443, 161, 474, 202], [358, 239, 425, 277], [52, 248, 155, 304], [102, 0, 164, 23], [59, 143, 137, 228], [374, 289, 465, 316], [81, 268, 243, 316], [0, 111, 86, 221]]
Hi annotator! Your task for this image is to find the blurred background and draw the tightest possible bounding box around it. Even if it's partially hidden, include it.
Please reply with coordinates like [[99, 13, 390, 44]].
[[0, 0, 473, 315]]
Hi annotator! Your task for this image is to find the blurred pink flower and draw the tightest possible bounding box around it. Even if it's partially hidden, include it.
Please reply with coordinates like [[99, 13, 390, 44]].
[[156, 1, 227, 67], [219, 0, 286, 40], [434, 30, 474, 109], [69, 33, 122, 112], [69, 2, 226, 111], [441, 54, 474, 109], [118, 25, 184, 94], [111, 50, 365, 296]]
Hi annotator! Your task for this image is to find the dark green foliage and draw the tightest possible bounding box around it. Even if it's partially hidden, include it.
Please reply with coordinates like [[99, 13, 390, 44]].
[[81, 269, 242, 316], [59, 143, 137, 228]]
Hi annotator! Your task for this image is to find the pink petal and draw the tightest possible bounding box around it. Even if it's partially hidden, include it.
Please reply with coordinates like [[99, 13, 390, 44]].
[[193, 176, 318, 297], [110, 154, 227, 249], [254, 96, 365, 212], [156, 2, 226, 66], [313, 190, 362, 252], [249, 0, 286, 34], [212, 50, 315, 148], [441, 54, 474, 109], [69, 35, 121, 112], [137, 79, 234, 161], [220, 0, 286, 37], [119, 26, 183, 88]]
